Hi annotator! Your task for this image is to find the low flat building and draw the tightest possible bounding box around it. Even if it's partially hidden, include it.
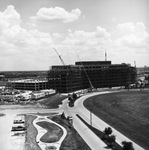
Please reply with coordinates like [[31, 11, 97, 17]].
[[40, 89, 56, 95], [0, 94, 15, 102], [31, 91, 45, 100]]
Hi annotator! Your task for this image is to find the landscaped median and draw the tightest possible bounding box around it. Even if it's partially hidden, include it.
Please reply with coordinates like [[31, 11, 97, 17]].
[[33, 115, 67, 150], [76, 114, 123, 150], [25, 113, 91, 150]]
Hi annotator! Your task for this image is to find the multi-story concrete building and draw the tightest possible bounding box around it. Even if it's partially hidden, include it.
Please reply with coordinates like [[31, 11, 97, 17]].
[[48, 61, 136, 93], [8, 79, 48, 91], [48, 65, 82, 93]]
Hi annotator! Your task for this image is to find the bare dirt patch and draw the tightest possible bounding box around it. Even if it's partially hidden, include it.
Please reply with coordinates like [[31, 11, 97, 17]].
[[25, 115, 41, 150]]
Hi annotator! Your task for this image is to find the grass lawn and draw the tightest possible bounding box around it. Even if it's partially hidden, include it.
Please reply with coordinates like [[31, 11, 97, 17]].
[[36, 121, 63, 143], [77, 114, 122, 150], [38, 94, 68, 108], [84, 90, 149, 149], [51, 115, 91, 150]]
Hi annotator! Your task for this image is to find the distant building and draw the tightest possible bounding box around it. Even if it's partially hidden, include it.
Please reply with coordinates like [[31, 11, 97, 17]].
[[0, 94, 15, 102], [8, 79, 48, 91], [40, 89, 56, 96], [0, 75, 7, 87], [18, 91, 32, 101], [31, 91, 45, 100], [137, 66, 149, 76], [48, 61, 136, 93], [31, 89, 56, 100], [0, 75, 5, 81]]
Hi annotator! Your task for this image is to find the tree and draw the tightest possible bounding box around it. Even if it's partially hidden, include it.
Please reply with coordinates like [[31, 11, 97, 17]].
[[104, 127, 113, 136], [107, 135, 116, 147], [61, 112, 66, 119], [145, 75, 149, 81], [72, 93, 77, 100], [122, 141, 134, 150]]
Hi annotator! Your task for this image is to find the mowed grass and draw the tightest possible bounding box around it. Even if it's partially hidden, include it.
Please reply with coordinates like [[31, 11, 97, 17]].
[[38, 94, 68, 108], [36, 121, 63, 143], [84, 90, 149, 149]]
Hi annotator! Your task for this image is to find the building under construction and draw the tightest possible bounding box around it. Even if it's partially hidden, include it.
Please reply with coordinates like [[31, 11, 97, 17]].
[[48, 61, 136, 93], [8, 79, 48, 91]]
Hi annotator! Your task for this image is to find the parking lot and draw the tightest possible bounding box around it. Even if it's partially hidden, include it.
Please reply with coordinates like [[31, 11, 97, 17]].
[[0, 111, 25, 150]]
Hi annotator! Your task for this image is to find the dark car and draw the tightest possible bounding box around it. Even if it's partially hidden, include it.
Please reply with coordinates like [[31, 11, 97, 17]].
[[11, 125, 26, 131], [13, 120, 25, 124]]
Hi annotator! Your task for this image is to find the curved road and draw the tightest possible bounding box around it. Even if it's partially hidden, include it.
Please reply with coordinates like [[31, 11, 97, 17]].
[[68, 91, 144, 150], [0, 91, 145, 150]]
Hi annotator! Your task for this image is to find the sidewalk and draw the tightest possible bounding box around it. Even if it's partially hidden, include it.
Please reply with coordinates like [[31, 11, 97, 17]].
[[72, 91, 144, 150]]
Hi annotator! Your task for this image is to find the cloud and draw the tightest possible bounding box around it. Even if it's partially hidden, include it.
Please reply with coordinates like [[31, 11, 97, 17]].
[[108, 22, 149, 66], [0, 6, 148, 69], [62, 26, 111, 46], [32, 7, 81, 23], [52, 27, 111, 63], [115, 22, 149, 49], [117, 22, 135, 33], [111, 17, 117, 22], [52, 33, 63, 39], [0, 5, 21, 31], [0, 5, 54, 70]]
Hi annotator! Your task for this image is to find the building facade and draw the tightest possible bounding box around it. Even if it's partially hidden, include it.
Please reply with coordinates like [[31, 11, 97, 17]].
[[48, 65, 82, 93], [8, 79, 48, 91], [48, 61, 136, 93]]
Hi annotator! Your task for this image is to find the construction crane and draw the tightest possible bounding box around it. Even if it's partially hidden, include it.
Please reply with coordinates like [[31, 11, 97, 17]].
[[77, 55, 94, 90], [53, 48, 65, 65]]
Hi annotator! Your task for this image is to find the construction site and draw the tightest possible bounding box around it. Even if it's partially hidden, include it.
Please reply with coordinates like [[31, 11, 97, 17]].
[[48, 49, 136, 93]]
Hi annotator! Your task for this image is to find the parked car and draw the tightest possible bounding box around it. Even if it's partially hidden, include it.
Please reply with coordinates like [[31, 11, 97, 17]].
[[13, 119, 25, 124], [11, 125, 26, 131]]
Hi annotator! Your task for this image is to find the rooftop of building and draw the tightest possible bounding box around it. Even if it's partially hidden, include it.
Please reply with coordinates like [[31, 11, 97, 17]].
[[50, 61, 133, 71], [75, 61, 112, 65], [9, 79, 48, 83]]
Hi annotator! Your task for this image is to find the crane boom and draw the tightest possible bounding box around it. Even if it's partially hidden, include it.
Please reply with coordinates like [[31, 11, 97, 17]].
[[53, 48, 65, 65], [77, 55, 94, 90]]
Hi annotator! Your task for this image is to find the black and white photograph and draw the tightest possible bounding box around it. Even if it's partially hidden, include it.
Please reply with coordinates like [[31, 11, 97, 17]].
[[0, 0, 148, 150]]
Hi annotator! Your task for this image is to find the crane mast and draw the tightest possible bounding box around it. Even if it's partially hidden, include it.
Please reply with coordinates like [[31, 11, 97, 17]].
[[53, 48, 65, 65], [77, 55, 94, 90]]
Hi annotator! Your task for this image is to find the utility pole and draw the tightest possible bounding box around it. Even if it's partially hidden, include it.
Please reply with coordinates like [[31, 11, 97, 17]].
[[90, 109, 92, 126], [134, 60, 136, 68], [105, 49, 107, 61]]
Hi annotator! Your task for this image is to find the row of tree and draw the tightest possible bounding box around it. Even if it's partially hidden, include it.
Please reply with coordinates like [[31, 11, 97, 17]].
[[102, 127, 134, 150]]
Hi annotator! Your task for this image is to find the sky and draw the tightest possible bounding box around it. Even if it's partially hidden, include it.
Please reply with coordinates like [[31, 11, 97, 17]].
[[0, 0, 148, 71]]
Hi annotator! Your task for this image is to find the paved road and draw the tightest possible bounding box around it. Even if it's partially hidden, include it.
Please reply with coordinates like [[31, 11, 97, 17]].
[[70, 91, 144, 150], [61, 97, 108, 150]]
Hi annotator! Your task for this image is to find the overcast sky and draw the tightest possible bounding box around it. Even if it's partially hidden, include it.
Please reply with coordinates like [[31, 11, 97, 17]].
[[0, 0, 148, 71]]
